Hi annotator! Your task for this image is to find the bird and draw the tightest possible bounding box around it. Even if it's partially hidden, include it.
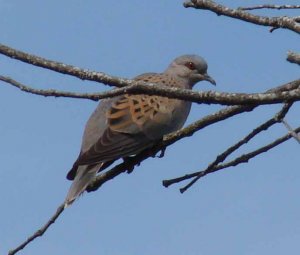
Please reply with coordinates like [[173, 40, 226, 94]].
[[64, 54, 216, 206]]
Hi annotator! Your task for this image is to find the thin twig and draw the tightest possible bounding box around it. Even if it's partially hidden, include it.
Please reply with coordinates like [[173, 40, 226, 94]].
[[176, 125, 300, 193], [8, 204, 65, 255], [216, 126, 300, 169], [163, 103, 292, 189], [238, 4, 300, 11], [0, 75, 100, 101], [179, 103, 293, 192]]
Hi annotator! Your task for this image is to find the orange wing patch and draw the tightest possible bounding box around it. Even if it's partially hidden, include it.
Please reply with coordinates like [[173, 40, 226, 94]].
[[107, 74, 180, 132], [106, 94, 175, 132]]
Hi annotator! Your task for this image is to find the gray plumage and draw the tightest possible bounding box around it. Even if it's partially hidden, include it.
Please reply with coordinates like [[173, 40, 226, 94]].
[[65, 54, 215, 206]]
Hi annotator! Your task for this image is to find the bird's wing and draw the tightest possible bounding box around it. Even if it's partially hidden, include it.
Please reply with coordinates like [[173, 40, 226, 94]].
[[70, 74, 183, 169]]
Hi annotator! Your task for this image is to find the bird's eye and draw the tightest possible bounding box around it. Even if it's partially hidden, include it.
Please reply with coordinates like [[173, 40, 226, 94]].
[[185, 62, 196, 70]]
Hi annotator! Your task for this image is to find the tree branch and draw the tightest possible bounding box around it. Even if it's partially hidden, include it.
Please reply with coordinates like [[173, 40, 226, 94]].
[[238, 4, 300, 11], [162, 103, 293, 189], [287, 51, 300, 65], [1, 74, 300, 106], [183, 0, 300, 34], [178, 103, 293, 192], [8, 204, 65, 255], [0, 75, 100, 101], [164, 123, 300, 192], [0, 43, 139, 88]]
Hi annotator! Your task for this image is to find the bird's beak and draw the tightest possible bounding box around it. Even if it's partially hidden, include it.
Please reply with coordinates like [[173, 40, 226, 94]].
[[203, 73, 216, 86]]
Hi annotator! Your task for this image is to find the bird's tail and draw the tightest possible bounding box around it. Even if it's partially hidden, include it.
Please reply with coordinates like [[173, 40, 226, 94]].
[[64, 164, 101, 207]]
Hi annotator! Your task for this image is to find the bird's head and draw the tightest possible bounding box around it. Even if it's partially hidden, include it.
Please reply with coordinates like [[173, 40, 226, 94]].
[[166, 54, 216, 87]]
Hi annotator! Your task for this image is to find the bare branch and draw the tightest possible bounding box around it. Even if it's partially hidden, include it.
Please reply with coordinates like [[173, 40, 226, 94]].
[[183, 0, 300, 34], [2, 74, 300, 106], [0, 43, 137, 88], [216, 125, 300, 169], [238, 4, 300, 11], [1, 43, 300, 106], [178, 103, 294, 192], [1, 43, 300, 102], [169, 125, 300, 193], [287, 51, 300, 65], [8, 204, 65, 255], [163, 103, 293, 190], [0, 75, 100, 101]]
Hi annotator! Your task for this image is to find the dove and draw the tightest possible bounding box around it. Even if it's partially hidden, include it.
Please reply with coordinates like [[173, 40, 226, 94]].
[[65, 54, 216, 206]]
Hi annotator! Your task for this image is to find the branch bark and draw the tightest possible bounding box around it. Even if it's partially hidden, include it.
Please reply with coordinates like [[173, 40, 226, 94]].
[[287, 51, 300, 65], [238, 4, 300, 11], [183, 0, 300, 34]]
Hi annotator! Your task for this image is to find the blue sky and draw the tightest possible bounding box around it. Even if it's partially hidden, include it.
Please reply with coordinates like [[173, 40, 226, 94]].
[[0, 1, 299, 255]]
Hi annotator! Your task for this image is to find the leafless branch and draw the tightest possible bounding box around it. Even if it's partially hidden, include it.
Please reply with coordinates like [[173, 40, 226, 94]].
[[287, 51, 300, 65], [2, 74, 300, 106], [178, 103, 294, 192], [0, 43, 137, 88], [163, 103, 293, 190], [238, 4, 300, 11], [0, 75, 101, 101], [1, 43, 300, 106], [183, 0, 300, 34], [214, 125, 300, 172], [164, 124, 300, 193], [8, 204, 65, 255]]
